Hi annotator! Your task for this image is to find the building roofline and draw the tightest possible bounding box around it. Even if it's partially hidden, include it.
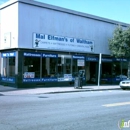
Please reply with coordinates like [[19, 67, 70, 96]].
[[0, 0, 130, 27]]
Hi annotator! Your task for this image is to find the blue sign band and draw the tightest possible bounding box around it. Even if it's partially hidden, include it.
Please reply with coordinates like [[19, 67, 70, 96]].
[[42, 53, 58, 58], [2, 52, 16, 57], [72, 55, 85, 59], [23, 52, 41, 57], [1, 77, 15, 83], [86, 57, 98, 61], [23, 78, 58, 82]]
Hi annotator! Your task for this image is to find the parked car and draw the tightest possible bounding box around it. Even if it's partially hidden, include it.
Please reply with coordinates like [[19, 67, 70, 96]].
[[120, 79, 130, 90]]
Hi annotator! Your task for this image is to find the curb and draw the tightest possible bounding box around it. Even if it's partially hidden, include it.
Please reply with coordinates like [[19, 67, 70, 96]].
[[45, 88, 121, 94]]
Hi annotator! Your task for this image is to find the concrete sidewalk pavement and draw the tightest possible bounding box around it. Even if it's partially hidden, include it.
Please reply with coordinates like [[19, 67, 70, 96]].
[[0, 85, 121, 95]]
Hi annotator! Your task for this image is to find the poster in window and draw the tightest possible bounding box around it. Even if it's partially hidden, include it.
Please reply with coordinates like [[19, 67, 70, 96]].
[[24, 72, 35, 78], [77, 59, 84, 66]]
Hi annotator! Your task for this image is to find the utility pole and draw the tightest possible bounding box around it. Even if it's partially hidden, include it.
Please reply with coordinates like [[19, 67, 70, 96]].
[[98, 53, 102, 87]]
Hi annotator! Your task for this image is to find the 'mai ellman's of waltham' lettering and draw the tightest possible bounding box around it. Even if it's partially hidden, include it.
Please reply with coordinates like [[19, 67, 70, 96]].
[[33, 33, 94, 53]]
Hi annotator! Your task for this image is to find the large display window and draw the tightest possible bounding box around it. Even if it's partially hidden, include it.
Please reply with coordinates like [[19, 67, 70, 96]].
[[23, 57, 40, 78], [112, 59, 127, 79], [1, 52, 16, 83], [2, 57, 15, 77], [23, 52, 58, 82], [22, 52, 86, 83], [101, 57, 128, 84], [23, 52, 41, 81], [101, 58, 113, 84], [42, 53, 57, 78], [101, 62, 112, 77]]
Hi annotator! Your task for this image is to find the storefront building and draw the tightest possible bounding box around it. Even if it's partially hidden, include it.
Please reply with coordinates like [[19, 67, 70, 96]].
[[0, 0, 129, 87]]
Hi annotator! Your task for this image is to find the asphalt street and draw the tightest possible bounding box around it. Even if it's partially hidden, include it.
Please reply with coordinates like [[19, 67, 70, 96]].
[[0, 90, 130, 130]]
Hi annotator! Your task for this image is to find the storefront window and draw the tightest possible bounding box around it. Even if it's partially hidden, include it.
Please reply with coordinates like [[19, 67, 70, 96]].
[[100, 57, 112, 84], [1, 52, 16, 78], [2, 57, 15, 77], [100, 58, 128, 84], [42, 53, 57, 78], [1, 52, 16, 83], [112, 61, 127, 78], [22, 52, 88, 83], [101, 62, 112, 78], [23, 53, 41, 78]]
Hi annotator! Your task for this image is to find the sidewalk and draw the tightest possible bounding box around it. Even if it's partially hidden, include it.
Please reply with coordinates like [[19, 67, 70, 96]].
[[0, 85, 121, 95]]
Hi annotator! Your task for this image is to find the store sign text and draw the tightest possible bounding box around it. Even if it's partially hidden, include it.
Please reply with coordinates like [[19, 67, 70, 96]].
[[73, 55, 85, 59], [2, 52, 16, 57], [1, 77, 15, 83], [42, 53, 58, 58], [23, 78, 58, 82], [33, 33, 94, 53], [24, 52, 41, 57]]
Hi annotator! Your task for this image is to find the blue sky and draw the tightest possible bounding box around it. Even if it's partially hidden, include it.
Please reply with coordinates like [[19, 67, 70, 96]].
[[0, 0, 130, 24]]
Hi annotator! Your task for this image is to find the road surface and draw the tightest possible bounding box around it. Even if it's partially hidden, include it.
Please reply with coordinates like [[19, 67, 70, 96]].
[[0, 90, 130, 130]]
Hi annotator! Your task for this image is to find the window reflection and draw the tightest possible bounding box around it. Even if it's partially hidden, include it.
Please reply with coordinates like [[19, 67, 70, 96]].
[[2, 57, 15, 77], [23, 57, 40, 78], [42, 57, 57, 78]]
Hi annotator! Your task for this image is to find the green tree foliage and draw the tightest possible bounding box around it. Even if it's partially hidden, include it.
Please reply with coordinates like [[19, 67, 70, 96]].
[[109, 25, 130, 78], [109, 25, 130, 57]]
